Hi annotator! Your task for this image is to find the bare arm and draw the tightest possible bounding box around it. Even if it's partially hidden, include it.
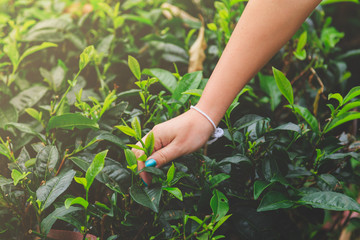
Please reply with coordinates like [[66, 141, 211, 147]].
[[197, 0, 322, 125], [136, 0, 322, 184]]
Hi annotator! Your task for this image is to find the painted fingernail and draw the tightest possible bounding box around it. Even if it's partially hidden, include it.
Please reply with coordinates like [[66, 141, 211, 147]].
[[145, 159, 157, 167], [141, 179, 148, 187]]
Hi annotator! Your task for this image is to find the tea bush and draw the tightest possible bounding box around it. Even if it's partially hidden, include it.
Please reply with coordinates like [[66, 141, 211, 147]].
[[0, 0, 360, 239]]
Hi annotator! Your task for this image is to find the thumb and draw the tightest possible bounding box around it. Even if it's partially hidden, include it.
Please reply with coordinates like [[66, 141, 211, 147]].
[[145, 141, 183, 168]]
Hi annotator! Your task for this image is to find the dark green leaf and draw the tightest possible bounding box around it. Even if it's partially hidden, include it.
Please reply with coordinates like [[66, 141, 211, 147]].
[[257, 191, 293, 212], [317, 174, 339, 191], [299, 191, 360, 212], [10, 85, 48, 114], [130, 185, 162, 212], [36, 169, 76, 211], [258, 73, 281, 111], [293, 104, 319, 134], [210, 189, 229, 222], [209, 173, 230, 188], [253, 180, 274, 200], [143, 68, 177, 94], [172, 71, 202, 104], [234, 114, 264, 130], [35, 145, 60, 178], [47, 113, 99, 131], [273, 122, 301, 133], [0, 103, 18, 129], [41, 206, 81, 235]]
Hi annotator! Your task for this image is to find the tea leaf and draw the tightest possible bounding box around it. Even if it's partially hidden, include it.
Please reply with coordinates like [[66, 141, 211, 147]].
[[328, 93, 343, 106], [253, 180, 274, 200], [343, 86, 360, 105], [163, 187, 183, 201], [209, 173, 230, 188], [10, 85, 48, 114], [145, 132, 155, 156], [19, 42, 57, 65], [257, 191, 293, 212], [143, 68, 177, 94], [299, 191, 360, 212], [272, 67, 294, 105], [85, 150, 107, 192], [325, 112, 360, 133], [41, 206, 81, 235], [338, 101, 360, 116], [172, 71, 202, 104], [11, 169, 30, 186], [210, 189, 229, 222], [130, 185, 162, 212], [35, 145, 60, 178], [292, 104, 319, 134], [0, 103, 18, 129], [65, 197, 89, 209], [166, 163, 175, 183], [36, 169, 76, 211], [258, 73, 281, 111], [79, 45, 95, 71], [131, 117, 142, 140], [47, 113, 99, 131], [128, 55, 141, 80], [124, 149, 137, 167], [116, 125, 136, 138]]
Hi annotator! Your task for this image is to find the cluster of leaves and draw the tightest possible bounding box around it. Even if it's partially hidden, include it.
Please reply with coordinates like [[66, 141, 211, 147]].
[[0, 0, 360, 239]]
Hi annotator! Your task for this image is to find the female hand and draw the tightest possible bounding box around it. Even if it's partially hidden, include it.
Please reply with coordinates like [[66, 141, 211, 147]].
[[132, 108, 215, 185]]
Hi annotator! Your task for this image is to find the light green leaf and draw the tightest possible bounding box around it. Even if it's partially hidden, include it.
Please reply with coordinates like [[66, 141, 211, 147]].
[[74, 176, 87, 188], [210, 190, 229, 222], [47, 113, 99, 131], [124, 149, 137, 168], [65, 197, 89, 209], [11, 169, 30, 186], [172, 71, 202, 104], [19, 42, 57, 65], [299, 191, 360, 212], [116, 125, 136, 138], [182, 89, 203, 97], [338, 101, 360, 116], [145, 132, 155, 156], [79, 45, 95, 71], [163, 187, 183, 201], [343, 86, 360, 105], [128, 55, 141, 80], [272, 67, 294, 105], [166, 163, 175, 183], [131, 117, 142, 140], [325, 112, 360, 133], [143, 68, 177, 94], [321, 0, 359, 5], [85, 150, 107, 192], [36, 170, 76, 211], [328, 93, 343, 106], [209, 173, 230, 188]]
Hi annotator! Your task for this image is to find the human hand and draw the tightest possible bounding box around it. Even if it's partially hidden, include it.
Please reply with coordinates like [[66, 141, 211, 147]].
[[132, 108, 215, 185]]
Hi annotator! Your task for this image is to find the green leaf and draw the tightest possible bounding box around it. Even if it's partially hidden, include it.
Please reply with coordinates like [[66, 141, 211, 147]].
[[257, 191, 293, 212], [258, 73, 281, 111], [273, 122, 301, 133], [343, 86, 360, 105], [47, 113, 99, 131], [25, 108, 42, 121], [10, 85, 48, 114], [293, 31, 307, 61], [123, 14, 153, 26], [145, 132, 155, 156], [116, 125, 136, 138], [129, 185, 162, 212], [128, 55, 141, 80], [299, 191, 360, 212], [0, 176, 13, 187], [212, 215, 232, 235], [234, 114, 264, 129], [317, 174, 339, 191], [0, 103, 18, 129], [85, 150, 107, 192], [41, 206, 81, 235], [5, 122, 45, 142], [210, 189, 229, 222], [163, 187, 183, 201], [143, 68, 177, 94], [321, 0, 359, 5], [35, 145, 59, 178], [325, 112, 360, 133], [166, 163, 175, 183], [328, 93, 344, 106], [209, 173, 230, 188], [272, 67, 294, 105], [292, 104, 319, 134], [79, 45, 95, 71], [219, 154, 252, 166], [338, 101, 360, 116], [253, 180, 274, 200], [172, 71, 202, 104], [74, 176, 87, 188], [131, 117, 142, 140], [11, 169, 30, 186], [181, 89, 203, 97], [36, 170, 76, 211], [124, 149, 137, 168], [65, 197, 89, 209], [19, 42, 57, 65]]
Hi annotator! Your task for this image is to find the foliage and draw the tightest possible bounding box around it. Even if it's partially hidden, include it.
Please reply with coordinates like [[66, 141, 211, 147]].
[[0, 0, 360, 239]]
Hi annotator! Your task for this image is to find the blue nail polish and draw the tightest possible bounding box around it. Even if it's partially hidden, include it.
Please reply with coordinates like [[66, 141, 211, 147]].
[[141, 179, 148, 187], [145, 159, 157, 167]]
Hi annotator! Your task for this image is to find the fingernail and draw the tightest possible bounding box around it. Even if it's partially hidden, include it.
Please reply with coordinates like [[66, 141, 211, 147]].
[[145, 158, 157, 167], [141, 179, 148, 187]]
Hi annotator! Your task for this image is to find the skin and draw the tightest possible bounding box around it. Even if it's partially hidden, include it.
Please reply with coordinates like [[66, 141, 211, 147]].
[[134, 0, 322, 184]]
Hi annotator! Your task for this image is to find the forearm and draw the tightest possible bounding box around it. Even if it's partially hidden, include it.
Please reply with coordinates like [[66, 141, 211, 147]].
[[196, 0, 321, 125]]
